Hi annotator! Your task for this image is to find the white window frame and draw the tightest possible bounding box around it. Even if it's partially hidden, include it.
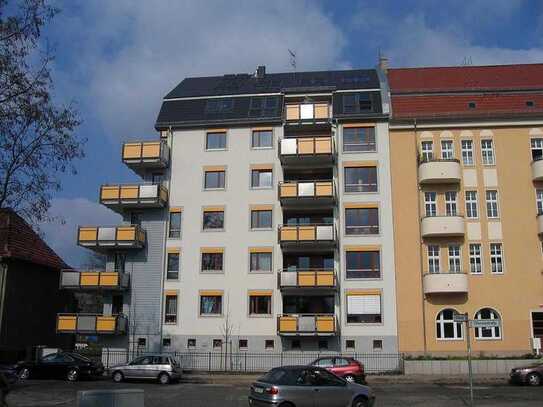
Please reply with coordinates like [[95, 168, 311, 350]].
[[490, 243, 504, 274], [445, 191, 457, 216], [441, 140, 454, 160], [536, 189, 543, 216], [428, 245, 440, 274], [448, 245, 461, 273], [465, 191, 478, 219], [486, 190, 499, 218], [424, 192, 437, 217], [436, 309, 464, 340], [474, 308, 502, 340], [531, 138, 543, 161], [461, 139, 474, 166], [469, 243, 482, 274], [481, 139, 495, 165], [421, 141, 433, 162]]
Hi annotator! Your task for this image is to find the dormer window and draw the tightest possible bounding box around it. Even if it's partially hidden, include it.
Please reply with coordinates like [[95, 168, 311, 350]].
[[526, 100, 535, 108], [468, 102, 476, 109]]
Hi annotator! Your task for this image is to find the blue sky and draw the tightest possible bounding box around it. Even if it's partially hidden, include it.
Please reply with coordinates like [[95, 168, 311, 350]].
[[40, 0, 543, 266]]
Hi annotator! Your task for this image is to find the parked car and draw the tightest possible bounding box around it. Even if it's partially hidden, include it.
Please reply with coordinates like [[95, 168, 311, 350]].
[[109, 354, 181, 385], [310, 356, 366, 384], [0, 364, 18, 385], [509, 362, 543, 386], [249, 365, 375, 407], [16, 352, 104, 382]]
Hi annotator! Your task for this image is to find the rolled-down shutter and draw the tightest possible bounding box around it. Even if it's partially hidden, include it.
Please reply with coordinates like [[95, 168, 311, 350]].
[[347, 295, 381, 315]]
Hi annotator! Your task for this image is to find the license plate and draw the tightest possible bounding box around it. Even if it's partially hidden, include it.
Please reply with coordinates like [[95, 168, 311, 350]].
[[254, 387, 264, 394]]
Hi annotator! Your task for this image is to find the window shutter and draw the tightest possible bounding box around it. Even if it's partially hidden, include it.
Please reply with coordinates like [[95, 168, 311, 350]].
[[347, 295, 381, 315]]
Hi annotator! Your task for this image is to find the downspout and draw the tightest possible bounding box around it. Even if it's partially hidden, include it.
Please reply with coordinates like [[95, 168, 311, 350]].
[[0, 261, 7, 344], [413, 119, 428, 354]]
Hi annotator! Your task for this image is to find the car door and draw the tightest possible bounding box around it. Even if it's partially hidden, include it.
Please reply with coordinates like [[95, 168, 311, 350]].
[[310, 368, 351, 407], [284, 368, 316, 407], [36, 353, 65, 378], [123, 357, 144, 379], [332, 357, 351, 377], [134, 356, 154, 378]]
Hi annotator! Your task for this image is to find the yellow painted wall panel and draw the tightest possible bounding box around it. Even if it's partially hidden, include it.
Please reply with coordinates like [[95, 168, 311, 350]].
[[315, 137, 332, 154], [316, 316, 335, 332], [123, 143, 141, 159], [120, 186, 139, 199], [298, 226, 316, 241], [298, 272, 316, 286], [57, 315, 76, 331], [99, 272, 119, 287], [117, 227, 136, 241], [279, 317, 297, 332], [101, 186, 120, 200], [298, 138, 315, 154], [80, 272, 99, 286], [280, 183, 298, 198], [141, 142, 161, 158], [79, 228, 97, 242], [286, 105, 300, 120], [96, 317, 116, 332], [280, 227, 298, 241]]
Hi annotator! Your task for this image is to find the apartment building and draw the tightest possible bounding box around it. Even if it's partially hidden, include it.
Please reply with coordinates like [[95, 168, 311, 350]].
[[388, 63, 543, 356], [56, 66, 399, 354]]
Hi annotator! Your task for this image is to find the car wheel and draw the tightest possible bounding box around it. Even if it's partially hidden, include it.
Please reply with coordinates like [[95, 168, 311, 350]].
[[352, 396, 369, 407], [527, 372, 541, 386], [18, 368, 31, 380], [344, 374, 356, 383], [66, 368, 79, 382], [158, 372, 170, 385], [112, 371, 124, 383]]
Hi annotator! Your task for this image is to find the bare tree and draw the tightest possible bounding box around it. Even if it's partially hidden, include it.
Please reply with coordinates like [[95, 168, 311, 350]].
[[220, 293, 237, 371], [0, 0, 84, 225]]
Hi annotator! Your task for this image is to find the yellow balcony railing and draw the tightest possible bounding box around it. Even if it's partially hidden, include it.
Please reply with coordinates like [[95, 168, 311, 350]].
[[77, 225, 145, 249], [278, 224, 336, 245], [277, 314, 337, 335], [279, 269, 336, 289], [60, 270, 129, 290], [278, 181, 335, 204], [100, 184, 168, 209], [285, 103, 329, 121], [122, 140, 169, 169], [56, 314, 128, 335]]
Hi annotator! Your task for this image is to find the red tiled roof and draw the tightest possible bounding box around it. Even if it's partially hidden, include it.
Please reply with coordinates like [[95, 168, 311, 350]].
[[392, 93, 543, 120], [0, 208, 67, 270], [389, 63, 543, 94]]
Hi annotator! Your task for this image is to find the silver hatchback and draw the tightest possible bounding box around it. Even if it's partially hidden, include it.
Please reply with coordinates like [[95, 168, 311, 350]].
[[249, 366, 375, 407], [110, 354, 181, 385]]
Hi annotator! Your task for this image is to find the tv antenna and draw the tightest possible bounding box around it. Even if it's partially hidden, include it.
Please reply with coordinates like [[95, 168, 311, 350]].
[[288, 49, 297, 71], [461, 56, 473, 66]]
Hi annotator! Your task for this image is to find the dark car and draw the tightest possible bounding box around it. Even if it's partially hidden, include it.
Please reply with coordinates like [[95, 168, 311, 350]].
[[16, 352, 104, 382], [310, 356, 366, 384], [510, 362, 543, 386], [249, 365, 375, 407], [0, 364, 18, 385]]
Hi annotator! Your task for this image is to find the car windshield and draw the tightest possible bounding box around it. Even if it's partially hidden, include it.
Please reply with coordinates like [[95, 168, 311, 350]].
[[69, 353, 91, 362]]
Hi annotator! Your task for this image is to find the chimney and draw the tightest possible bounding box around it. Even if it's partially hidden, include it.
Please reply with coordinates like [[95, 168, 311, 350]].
[[378, 55, 389, 73], [255, 65, 266, 79]]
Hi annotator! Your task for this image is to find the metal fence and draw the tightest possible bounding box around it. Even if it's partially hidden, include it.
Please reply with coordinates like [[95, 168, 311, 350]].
[[90, 349, 403, 374]]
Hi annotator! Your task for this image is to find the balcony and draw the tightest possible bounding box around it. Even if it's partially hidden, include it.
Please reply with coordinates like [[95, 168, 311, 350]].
[[531, 158, 543, 181], [278, 224, 336, 251], [421, 216, 465, 238], [285, 103, 330, 129], [60, 270, 129, 290], [57, 314, 128, 335], [279, 137, 335, 167], [122, 140, 169, 175], [278, 269, 337, 291], [423, 272, 469, 295], [77, 225, 145, 250], [277, 314, 337, 336], [538, 214, 543, 235], [278, 180, 335, 208], [418, 159, 462, 184], [100, 184, 168, 212]]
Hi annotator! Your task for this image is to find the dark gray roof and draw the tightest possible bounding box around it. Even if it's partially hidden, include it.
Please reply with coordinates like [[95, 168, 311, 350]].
[[164, 69, 380, 99]]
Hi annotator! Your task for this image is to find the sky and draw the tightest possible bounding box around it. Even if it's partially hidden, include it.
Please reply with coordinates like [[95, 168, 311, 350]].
[[39, 0, 543, 266]]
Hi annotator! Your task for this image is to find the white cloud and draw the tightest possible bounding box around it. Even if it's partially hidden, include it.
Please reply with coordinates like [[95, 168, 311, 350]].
[[41, 198, 121, 268]]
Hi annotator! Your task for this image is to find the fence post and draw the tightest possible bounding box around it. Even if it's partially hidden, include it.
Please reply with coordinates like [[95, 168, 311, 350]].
[[106, 348, 110, 369], [208, 352, 211, 372], [280, 352, 283, 367], [244, 352, 247, 372]]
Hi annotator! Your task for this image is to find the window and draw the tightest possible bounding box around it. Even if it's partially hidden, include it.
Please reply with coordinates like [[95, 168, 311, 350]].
[[205, 98, 234, 114], [490, 243, 503, 274], [206, 132, 226, 150], [250, 252, 272, 273], [204, 170, 225, 189], [345, 207, 379, 235], [448, 245, 461, 272], [474, 308, 501, 340], [428, 245, 440, 273], [373, 340, 383, 351], [345, 340, 355, 350], [249, 96, 280, 118], [527, 100, 535, 108], [200, 295, 223, 315], [342, 127, 376, 152], [486, 190, 499, 218], [213, 339, 222, 349], [531, 138, 543, 161], [238, 339, 248, 350], [166, 252, 179, 280], [436, 309, 463, 340], [151, 172, 163, 184], [164, 295, 177, 324], [346, 250, 380, 279], [130, 211, 143, 226], [201, 251, 223, 273], [441, 140, 454, 159], [421, 141, 433, 161], [465, 191, 478, 218], [424, 192, 437, 217], [469, 243, 482, 274], [249, 294, 272, 315], [137, 338, 146, 347], [251, 210, 272, 229], [265, 340, 275, 350], [187, 339, 196, 349], [347, 294, 382, 323], [251, 169, 272, 188], [251, 130, 273, 148], [114, 252, 126, 273], [291, 340, 301, 350], [318, 340, 328, 350], [342, 93, 372, 114], [445, 191, 457, 216], [461, 140, 474, 165], [203, 209, 224, 230], [481, 139, 495, 165], [162, 338, 171, 347], [169, 210, 182, 238], [344, 167, 377, 192], [537, 190, 543, 215], [468, 101, 476, 109]]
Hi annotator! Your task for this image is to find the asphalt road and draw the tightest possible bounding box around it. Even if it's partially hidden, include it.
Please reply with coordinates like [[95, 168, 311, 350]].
[[5, 377, 543, 406]]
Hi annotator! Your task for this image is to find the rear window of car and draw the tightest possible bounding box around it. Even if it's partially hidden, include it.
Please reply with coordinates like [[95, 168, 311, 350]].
[[259, 369, 301, 385], [335, 358, 350, 366], [314, 358, 334, 367]]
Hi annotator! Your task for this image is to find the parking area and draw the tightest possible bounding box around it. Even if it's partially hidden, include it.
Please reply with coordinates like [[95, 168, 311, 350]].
[[5, 376, 543, 406]]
